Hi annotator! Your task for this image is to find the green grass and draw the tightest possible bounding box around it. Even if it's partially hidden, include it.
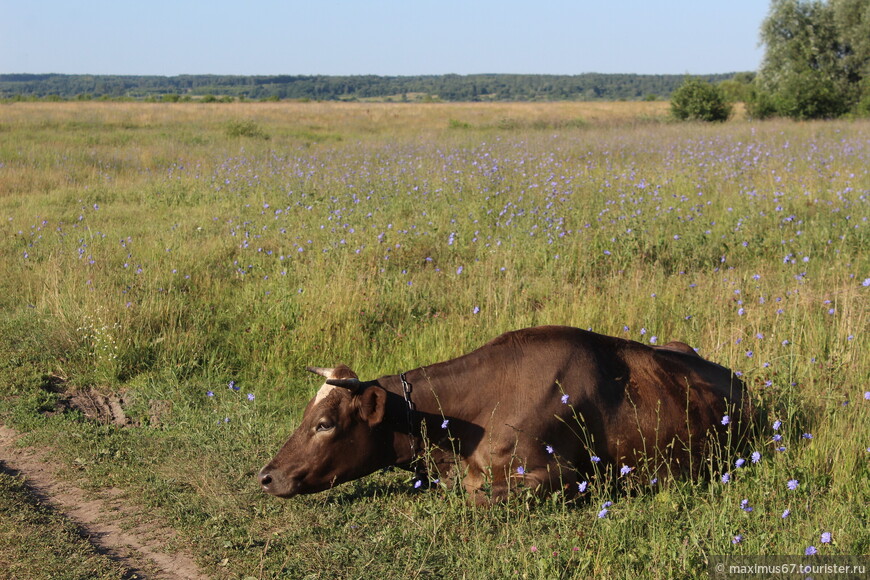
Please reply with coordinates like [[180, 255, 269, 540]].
[[0, 102, 867, 578]]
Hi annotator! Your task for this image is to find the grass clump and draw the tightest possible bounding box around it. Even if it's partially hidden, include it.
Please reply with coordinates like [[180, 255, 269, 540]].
[[224, 118, 269, 139]]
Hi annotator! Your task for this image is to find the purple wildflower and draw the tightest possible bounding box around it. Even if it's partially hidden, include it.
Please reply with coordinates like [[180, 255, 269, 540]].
[[751, 451, 761, 464], [620, 465, 633, 476], [578, 481, 588, 493], [805, 546, 817, 556], [787, 479, 799, 491], [820, 532, 831, 544]]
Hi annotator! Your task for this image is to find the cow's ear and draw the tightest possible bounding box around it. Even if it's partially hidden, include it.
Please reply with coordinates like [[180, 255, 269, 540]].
[[356, 386, 386, 427]]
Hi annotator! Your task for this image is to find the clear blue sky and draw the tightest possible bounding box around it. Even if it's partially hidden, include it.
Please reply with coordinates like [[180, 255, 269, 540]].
[[1, 1, 769, 76]]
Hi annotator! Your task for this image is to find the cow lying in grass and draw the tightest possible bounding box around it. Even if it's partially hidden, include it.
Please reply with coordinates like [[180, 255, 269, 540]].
[[260, 326, 749, 502]]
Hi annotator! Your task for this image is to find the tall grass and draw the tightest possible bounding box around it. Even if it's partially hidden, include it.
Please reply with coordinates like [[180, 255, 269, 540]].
[[0, 102, 867, 578]]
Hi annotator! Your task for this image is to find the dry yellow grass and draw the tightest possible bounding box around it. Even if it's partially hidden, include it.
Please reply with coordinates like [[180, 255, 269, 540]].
[[0, 100, 672, 135]]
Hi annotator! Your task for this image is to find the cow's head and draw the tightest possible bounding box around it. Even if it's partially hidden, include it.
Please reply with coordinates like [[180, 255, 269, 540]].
[[259, 365, 392, 498]]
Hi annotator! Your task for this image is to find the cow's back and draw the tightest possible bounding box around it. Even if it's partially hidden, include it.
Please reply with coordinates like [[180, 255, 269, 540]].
[[459, 326, 745, 479]]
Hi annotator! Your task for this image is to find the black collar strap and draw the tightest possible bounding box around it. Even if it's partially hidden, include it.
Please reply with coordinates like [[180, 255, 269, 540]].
[[399, 373, 432, 488], [399, 372, 417, 454]]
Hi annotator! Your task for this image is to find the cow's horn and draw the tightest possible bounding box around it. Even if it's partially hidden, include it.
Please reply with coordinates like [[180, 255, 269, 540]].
[[325, 378, 362, 390], [325, 378, 380, 392], [306, 366, 335, 378]]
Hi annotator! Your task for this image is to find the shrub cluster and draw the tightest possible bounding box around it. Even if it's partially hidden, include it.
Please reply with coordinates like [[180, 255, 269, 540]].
[[670, 79, 732, 122]]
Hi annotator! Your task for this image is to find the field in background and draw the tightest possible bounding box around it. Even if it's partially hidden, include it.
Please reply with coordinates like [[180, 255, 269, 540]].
[[0, 102, 867, 578]]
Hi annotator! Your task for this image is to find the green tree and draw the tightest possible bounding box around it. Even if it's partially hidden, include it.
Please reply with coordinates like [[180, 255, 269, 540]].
[[719, 72, 756, 103], [757, 0, 870, 118], [670, 79, 733, 122]]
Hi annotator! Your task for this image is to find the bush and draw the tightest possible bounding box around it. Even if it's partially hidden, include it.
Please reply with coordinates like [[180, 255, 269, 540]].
[[773, 70, 852, 120], [745, 87, 779, 120], [670, 79, 732, 122]]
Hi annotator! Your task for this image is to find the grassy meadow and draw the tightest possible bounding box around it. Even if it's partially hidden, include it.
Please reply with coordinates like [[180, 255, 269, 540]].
[[0, 101, 868, 578]]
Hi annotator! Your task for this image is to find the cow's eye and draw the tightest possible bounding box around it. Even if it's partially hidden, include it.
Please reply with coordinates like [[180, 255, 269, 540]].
[[316, 421, 334, 433]]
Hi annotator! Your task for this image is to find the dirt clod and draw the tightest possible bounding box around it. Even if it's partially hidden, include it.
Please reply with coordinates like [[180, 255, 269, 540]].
[[69, 388, 130, 426]]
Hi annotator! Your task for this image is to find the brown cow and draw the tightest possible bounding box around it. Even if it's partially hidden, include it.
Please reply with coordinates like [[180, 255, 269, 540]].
[[259, 326, 748, 502]]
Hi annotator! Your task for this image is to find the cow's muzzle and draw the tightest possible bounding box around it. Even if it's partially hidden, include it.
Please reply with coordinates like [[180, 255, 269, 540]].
[[258, 467, 300, 498]]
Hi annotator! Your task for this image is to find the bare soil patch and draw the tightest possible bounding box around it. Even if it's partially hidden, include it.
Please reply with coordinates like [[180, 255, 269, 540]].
[[0, 425, 207, 580]]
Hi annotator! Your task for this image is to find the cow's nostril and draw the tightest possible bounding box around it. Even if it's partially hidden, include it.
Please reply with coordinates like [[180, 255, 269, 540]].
[[260, 473, 273, 487]]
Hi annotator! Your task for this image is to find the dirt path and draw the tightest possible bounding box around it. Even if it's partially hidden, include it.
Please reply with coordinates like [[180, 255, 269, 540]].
[[0, 425, 208, 580]]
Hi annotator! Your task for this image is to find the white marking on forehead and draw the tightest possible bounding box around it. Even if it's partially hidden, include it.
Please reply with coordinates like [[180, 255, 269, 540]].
[[313, 383, 336, 406]]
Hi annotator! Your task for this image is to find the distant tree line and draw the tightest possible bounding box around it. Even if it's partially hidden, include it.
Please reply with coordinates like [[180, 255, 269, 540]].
[[0, 73, 739, 102]]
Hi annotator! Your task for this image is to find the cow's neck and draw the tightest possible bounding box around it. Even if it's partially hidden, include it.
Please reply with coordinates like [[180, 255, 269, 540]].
[[379, 356, 491, 465]]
